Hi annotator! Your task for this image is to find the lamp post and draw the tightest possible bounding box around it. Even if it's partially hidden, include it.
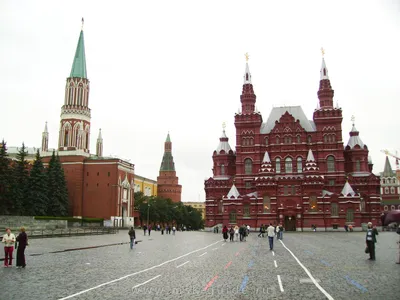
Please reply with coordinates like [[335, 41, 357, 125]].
[[147, 203, 151, 232]]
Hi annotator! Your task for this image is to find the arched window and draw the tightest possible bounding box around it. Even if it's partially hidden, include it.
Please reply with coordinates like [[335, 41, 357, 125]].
[[360, 198, 365, 212], [391, 187, 395, 194], [384, 205, 388, 211], [220, 164, 225, 175], [327, 156, 335, 172], [331, 203, 338, 216], [297, 135, 301, 143], [229, 210, 237, 223], [265, 137, 268, 145], [297, 157, 302, 173], [307, 135, 312, 143], [85, 132, 89, 149], [275, 158, 281, 173], [356, 160, 361, 172], [263, 196, 270, 213], [64, 130, 69, 147], [285, 157, 293, 173], [324, 135, 327, 143], [244, 158, 253, 174], [346, 209, 354, 222], [276, 136, 280, 144], [243, 204, 250, 217], [309, 196, 317, 212], [384, 187, 389, 194], [219, 200, 223, 213]]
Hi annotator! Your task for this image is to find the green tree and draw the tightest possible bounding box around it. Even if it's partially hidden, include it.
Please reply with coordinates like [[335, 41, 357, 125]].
[[10, 143, 30, 215], [47, 151, 69, 216], [0, 140, 13, 214], [27, 150, 49, 215]]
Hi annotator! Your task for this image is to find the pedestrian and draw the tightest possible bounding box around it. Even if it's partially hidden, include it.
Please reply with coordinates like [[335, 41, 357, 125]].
[[258, 224, 264, 238], [239, 225, 244, 242], [366, 222, 378, 260], [246, 225, 250, 236], [234, 225, 239, 241], [148, 225, 152, 236], [16, 226, 28, 268], [172, 226, 176, 235], [2, 228, 16, 267], [267, 223, 275, 250], [161, 226, 164, 235], [128, 227, 136, 249], [229, 226, 234, 242], [276, 225, 280, 240], [143, 225, 147, 236], [278, 224, 284, 240], [222, 225, 228, 242]]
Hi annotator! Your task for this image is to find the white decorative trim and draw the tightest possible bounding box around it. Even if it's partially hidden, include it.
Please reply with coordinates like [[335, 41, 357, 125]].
[[60, 112, 91, 123]]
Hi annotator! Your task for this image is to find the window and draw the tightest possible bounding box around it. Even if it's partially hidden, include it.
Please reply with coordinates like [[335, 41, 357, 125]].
[[229, 210, 237, 223], [327, 156, 335, 172], [331, 203, 338, 216], [284, 185, 288, 196], [97, 172, 99, 176], [244, 205, 250, 217], [284, 136, 292, 144], [384, 205, 388, 211], [276, 136, 280, 144], [276, 158, 281, 173], [64, 130, 69, 146], [324, 135, 327, 143], [360, 199, 365, 212], [297, 157, 302, 173], [108, 172, 110, 177], [285, 157, 293, 173], [219, 201, 223, 213], [297, 135, 301, 143], [291, 185, 296, 195], [307, 135, 312, 143], [391, 205, 396, 211], [346, 209, 354, 222], [384, 187, 389, 194], [263, 196, 270, 213], [391, 187, 395, 194], [245, 182, 251, 188], [309, 196, 317, 212], [244, 158, 253, 174], [220, 164, 225, 175], [265, 137, 268, 145], [329, 179, 335, 186], [356, 160, 361, 172]]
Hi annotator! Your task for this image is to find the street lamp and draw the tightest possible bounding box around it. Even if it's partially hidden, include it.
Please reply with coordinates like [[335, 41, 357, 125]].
[[147, 203, 151, 232]]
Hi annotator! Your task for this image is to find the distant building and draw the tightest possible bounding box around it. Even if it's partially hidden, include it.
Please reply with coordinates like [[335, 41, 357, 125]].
[[6, 146, 38, 163], [133, 175, 158, 227], [183, 202, 205, 220], [157, 134, 182, 202], [380, 156, 400, 212]]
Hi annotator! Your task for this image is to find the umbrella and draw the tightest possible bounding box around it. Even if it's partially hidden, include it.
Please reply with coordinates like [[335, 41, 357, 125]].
[[382, 210, 400, 226]]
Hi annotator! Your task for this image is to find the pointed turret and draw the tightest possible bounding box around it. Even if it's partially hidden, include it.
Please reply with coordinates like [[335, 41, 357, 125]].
[[341, 181, 356, 197], [317, 52, 334, 109], [70, 23, 87, 78], [258, 151, 275, 175], [347, 119, 365, 149], [304, 149, 319, 172], [383, 156, 395, 177], [215, 129, 232, 154], [41, 121, 49, 152], [227, 184, 240, 199], [96, 128, 103, 157], [240, 54, 256, 114], [160, 133, 175, 171]]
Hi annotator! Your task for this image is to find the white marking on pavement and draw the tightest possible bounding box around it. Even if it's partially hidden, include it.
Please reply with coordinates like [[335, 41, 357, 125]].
[[132, 275, 161, 289], [212, 247, 218, 251], [58, 239, 223, 299], [274, 260, 277, 268], [279, 240, 334, 300], [221, 243, 226, 246], [300, 278, 321, 283], [198, 252, 207, 257], [277, 275, 284, 292], [272, 251, 275, 256], [176, 261, 190, 268], [85, 263, 90, 265]]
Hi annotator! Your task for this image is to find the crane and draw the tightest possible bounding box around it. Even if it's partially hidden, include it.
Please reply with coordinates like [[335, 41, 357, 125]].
[[381, 149, 400, 170]]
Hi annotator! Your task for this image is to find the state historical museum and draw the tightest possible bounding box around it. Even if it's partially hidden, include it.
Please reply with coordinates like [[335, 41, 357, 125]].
[[205, 56, 381, 231]]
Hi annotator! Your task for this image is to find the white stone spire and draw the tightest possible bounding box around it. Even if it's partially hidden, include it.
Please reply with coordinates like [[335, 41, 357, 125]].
[[96, 128, 103, 157], [227, 184, 240, 199], [262, 151, 271, 163], [41, 121, 49, 152], [306, 149, 315, 162], [320, 58, 329, 80], [341, 181, 356, 197], [215, 124, 232, 154], [244, 62, 252, 84]]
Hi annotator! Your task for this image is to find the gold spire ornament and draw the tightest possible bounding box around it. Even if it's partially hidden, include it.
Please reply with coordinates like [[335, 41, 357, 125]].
[[245, 52, 249, 62], [321, 47, 325, 57]]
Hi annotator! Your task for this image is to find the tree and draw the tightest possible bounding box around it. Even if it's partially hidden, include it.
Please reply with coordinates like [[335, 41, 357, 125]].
[[47, 151, 69, 216], [27, 150, 49, 215], [10, 143, 30, 215], [0, 140, 13, 214]]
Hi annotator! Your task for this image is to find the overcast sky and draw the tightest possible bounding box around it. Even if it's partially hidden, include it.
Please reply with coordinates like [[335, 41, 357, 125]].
[[1, 0, 400, 203]]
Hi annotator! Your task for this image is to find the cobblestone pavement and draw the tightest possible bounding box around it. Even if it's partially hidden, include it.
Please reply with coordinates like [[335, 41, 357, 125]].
[[1, 230, 399, 300]]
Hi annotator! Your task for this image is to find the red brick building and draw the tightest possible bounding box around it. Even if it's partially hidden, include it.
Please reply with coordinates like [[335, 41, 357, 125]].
[[205, 56, 381, 231], [41, 24, 135, 227], [157, 134, 182, 202]]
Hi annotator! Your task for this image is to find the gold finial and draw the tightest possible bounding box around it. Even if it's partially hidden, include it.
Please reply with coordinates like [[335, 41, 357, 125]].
[[245, 52, 249, 62], [81, 17, 84, 30], [222, 122, 226, 130], [321, 47, 325, 57], [351, 115, 355, 125]]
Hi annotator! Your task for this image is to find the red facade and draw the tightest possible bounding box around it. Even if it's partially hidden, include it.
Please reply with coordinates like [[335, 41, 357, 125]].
[[205, 58, 381, 231]]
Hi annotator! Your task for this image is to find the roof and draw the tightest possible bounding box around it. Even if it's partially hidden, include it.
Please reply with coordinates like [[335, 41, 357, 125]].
[[262, 151, 271, 163], [306, 149, 315, 162], [347, 124, 365, 149], [320, 58, 329, 80], [260, 106, 316, 134], [244, 62, 251, 84], [341, 181, 357, 197], [216, 130, 232, 153], [227, 184, 240, 199], [165, 133, 171, 143], [382, 156, 395, 177], [70, 30, 87, 78], [160, 152, 175, 171]]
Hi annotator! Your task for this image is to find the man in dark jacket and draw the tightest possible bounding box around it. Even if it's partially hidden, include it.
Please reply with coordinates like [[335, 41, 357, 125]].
[[366, 222, 378, 260], [129, 227, 136, 249]]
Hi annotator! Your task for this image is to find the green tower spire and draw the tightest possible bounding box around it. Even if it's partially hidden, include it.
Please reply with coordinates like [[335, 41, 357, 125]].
[[160, 133, 175, 171], [70, 25, 87, 78]]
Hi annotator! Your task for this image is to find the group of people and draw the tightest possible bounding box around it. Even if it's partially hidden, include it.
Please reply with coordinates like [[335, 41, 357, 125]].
[[142, 224, 177, 236], [222, 225, 250, 242], [2, 227, 28, 268]]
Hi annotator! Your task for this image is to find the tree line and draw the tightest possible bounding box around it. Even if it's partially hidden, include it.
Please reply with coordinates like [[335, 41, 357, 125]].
[[134, 192, 204, 230], [0, 141, 69, 216]]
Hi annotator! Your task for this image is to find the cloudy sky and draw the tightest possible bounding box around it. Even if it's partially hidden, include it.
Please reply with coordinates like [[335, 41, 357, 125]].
[[1, 0, 399, 203]]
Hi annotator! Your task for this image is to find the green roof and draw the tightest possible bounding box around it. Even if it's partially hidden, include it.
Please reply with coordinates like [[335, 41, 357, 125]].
[[166, 133, 171, 142], [383, 156, 395, 177], [70, 30, 87, 78], [160, 152, 175, 171]]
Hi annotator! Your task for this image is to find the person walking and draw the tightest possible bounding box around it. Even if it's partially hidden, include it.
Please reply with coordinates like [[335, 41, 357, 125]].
[[278, 224, 284, 240], [222, 225, 228, 242], [161, 226, 165, 235], [143, 225, 147, 236], [2, 228, 16, 267], [128, 227, 136, 249], [258, 224, 264, 238], [148, 225, 152, 236], [366, 222, 378, 260], [267, 223, 275, 250], [275, 225, 280, 240], [16, 227, 28, 268], [172, 226, 176, 235], [234, 225, 239, 242], [229, 226, 234, 242]]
